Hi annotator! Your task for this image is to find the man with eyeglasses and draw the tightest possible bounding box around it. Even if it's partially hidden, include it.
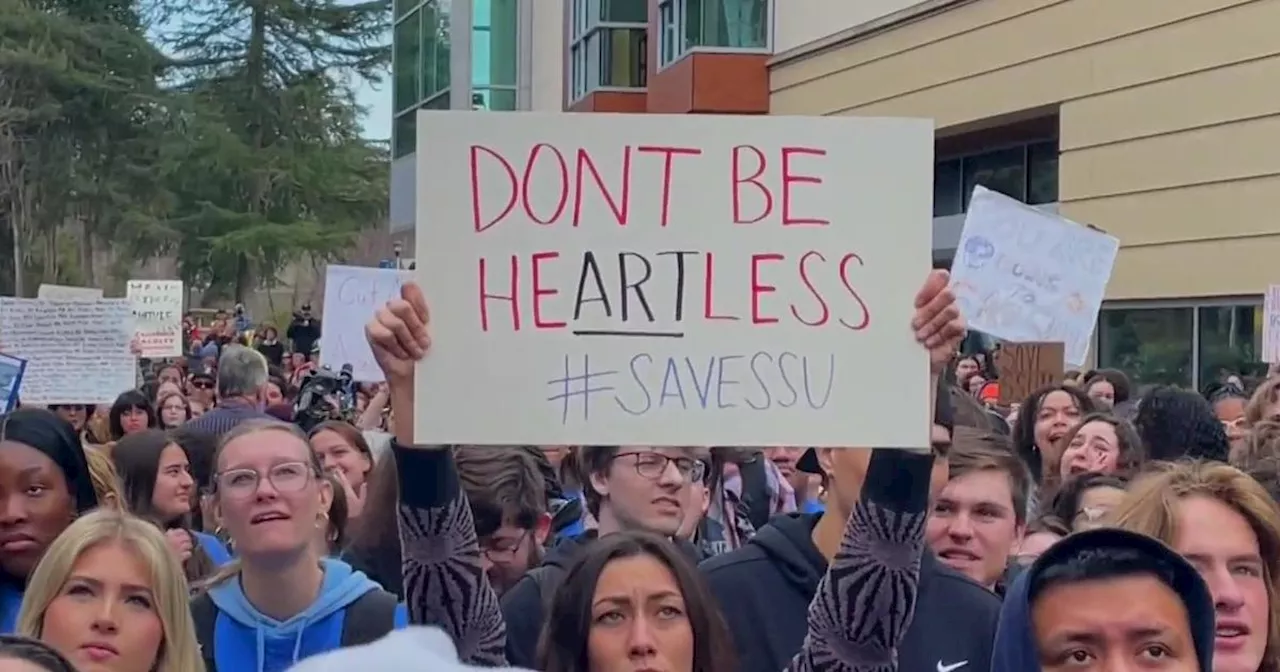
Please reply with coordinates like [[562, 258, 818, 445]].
[[500, 445, 707, 667]]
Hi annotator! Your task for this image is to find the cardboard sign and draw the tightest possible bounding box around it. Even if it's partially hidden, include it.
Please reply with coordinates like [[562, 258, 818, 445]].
[[994, 342, 1065, 405], [413, 111, 934, 448]]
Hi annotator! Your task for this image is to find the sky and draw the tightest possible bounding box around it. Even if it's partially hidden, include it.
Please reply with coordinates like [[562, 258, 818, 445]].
[[355, 61, 393, 141]]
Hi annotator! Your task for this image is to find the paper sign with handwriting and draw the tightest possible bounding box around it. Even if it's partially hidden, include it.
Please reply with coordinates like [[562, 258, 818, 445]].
[[0, 298, 136, 404], [414, 111, 933, 448], [38, 284, 102, 300], [950, 187, 1119, 366], [1262, 285, 1280, 363], [320, 265, 411, 381], [127, 280, 184, 358]]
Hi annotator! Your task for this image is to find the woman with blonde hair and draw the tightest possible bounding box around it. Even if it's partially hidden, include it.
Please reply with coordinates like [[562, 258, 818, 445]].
[[16, 509, 203, 672], [84, 447, 125, 511], [1110, 460, 1280, 672]]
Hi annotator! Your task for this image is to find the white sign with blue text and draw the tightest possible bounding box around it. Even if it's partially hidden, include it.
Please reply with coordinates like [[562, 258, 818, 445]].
[[950, 187, 1119, 366], [320, 265, 412, 382]]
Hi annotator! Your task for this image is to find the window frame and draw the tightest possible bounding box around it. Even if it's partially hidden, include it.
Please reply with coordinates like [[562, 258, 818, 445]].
[[933, 138, 1059, 218], [657, 0, 774, 71], [568, 0, 647, 102]]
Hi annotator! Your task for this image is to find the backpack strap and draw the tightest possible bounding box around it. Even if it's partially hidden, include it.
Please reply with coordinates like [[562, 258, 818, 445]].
[[191, 592, 218, 671], [340, 590, 401, 647]]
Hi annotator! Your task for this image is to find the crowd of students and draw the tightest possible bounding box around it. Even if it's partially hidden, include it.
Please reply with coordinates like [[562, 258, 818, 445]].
[[2, 268, 1280, 671]]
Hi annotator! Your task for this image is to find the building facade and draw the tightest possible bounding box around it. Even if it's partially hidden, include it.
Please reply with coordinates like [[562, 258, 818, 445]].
[[390, 0, 566, 231], [769, 0, 1278, 389]]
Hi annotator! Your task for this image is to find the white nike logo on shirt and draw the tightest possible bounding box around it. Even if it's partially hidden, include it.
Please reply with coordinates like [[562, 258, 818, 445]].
[[937, 661, 968, 672]]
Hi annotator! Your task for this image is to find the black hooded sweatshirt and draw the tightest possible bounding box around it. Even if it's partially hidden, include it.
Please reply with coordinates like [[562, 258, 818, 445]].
[[702, 512, 1000, 672]]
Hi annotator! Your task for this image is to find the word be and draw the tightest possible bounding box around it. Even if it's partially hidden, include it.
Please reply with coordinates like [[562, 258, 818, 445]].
[[470, 143, 829, 230], [478, 250, 871, 331]]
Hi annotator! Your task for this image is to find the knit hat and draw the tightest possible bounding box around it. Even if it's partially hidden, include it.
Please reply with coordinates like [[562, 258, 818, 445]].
[[285, 627, 534, 672]]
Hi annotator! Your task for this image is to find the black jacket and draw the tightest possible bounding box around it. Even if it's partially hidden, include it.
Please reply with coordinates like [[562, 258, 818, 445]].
[[701, 512, 1000, 672]]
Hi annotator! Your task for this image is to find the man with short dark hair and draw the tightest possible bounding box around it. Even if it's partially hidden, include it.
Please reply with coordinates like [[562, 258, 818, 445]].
[[993, 527, 1215, 672], [454, 446, 550, 596]]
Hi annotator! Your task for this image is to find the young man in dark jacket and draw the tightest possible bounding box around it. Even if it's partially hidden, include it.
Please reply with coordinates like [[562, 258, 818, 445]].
[[702, 392, 1001, 672]]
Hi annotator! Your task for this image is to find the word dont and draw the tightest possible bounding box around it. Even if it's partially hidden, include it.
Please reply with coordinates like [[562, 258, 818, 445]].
[[479, 250, 871, 331], [470, 143, 829, 230]]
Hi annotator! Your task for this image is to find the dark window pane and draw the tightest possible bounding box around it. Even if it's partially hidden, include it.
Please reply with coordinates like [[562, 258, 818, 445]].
[[1198, 305, 1266, 390], [393, 10, 421, 111], [423, 91, 450, 109], [395, 0, 417, 20], [473, 88, 517, 110], [1097, 307, 1194, 388], [597, 28, 646, 88], [600, 0, 647, 23], [1027, 140, 1059, 204], [933, 158, 962, 217], [393, 113, 416, 159], [685, 0, 768, 49], [963, 147, 1025, 207]]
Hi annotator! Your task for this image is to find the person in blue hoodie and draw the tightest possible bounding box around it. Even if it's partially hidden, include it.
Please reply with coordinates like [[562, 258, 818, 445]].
[[993, 527, 1216, 672], [0, 409, 98, 633], [190, 418, 406, 672]]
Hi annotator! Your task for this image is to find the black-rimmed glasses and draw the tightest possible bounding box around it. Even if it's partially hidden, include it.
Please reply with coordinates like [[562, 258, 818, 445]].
[[614, 452, 707, 483]]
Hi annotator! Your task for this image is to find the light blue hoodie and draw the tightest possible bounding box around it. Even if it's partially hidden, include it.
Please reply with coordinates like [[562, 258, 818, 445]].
[[206, 558, 404, 672]]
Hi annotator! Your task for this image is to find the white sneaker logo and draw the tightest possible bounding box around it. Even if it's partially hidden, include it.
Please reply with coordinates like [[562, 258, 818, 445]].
[[937, 661, 968, 672]]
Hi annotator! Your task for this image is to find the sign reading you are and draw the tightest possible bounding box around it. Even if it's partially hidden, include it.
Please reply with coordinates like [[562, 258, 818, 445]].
[[414, 111, 933, 448]]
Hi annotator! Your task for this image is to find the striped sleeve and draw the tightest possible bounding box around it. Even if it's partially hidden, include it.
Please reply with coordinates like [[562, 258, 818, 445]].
[[787, 450, 931, 672], [394, 444, 507, 665]]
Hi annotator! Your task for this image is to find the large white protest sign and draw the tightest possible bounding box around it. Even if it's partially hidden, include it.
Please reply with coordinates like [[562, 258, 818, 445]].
[[0, 298, 136, 403], [37, 284, 102, 300], [949, 187, 1119, 366], [1262, 285, 1280, 363], [414, 111, 933, 448], [127, 280, 184, 358], [320, 265, 411, 381]]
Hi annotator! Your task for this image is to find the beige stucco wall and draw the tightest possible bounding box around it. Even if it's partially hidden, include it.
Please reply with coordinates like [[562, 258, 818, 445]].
[[770, 0, 1280, 301]]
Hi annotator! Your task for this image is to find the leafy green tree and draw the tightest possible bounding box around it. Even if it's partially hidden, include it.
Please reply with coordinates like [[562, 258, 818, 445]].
[[153, 0, 391, 302]]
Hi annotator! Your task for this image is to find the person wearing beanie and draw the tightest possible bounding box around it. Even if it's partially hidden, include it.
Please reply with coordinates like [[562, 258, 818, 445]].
[[993, 527, 1215, 672], [285, 627, 532, 672]]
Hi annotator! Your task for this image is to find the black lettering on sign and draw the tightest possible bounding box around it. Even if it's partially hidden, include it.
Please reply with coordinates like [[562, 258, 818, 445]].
[[994, 342, 1065, 405]]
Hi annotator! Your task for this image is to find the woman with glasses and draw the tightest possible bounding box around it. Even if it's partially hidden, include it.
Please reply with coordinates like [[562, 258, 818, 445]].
[[189, 419, 406, 671]]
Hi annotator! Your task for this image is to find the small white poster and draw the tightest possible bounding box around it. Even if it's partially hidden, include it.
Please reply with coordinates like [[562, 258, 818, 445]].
[[127, 280, 184, 358], [414, 111, 934, 448], [37, 284, 102, 300], [320, 265, 412, 382], [0, 298, 136, 404], [950, 187, 1120, 366]]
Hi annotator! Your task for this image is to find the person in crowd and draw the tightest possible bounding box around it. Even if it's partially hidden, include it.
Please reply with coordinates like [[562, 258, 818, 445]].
[[340, 454, 401, 596], [1135, 385, 1232, 462], [1231, 420, 1280, 472], [256, 326, 285, 369], [0, 634, 78, 672], [1243, 453, 1280, 506], [766, 446, 823, 512], [501, 442, 708, 666], [317, 473, 349, 556], [1063, 369, 1082, 386], [155, 392, 191, 431], [1211, 384, 1252, 459], [677, 472, 714, 548], [1010, 515, 1069, 566], [190, 419, 405, 671], [112, 430, 228, 579], [287, 304, 322, 357], [264, 376, 289, 408], [1111, 461, 1280, 672], [1246, 377, 1280, 426], [993, 527, 1216, 672], [454, 447, 549, 597], [45, 405, 90, 443], [185, 370, 216, 411], [83, 448, 123, 511], [183, 345, 275, 440], [954, 354, 982, 385], [1012, 384, 1095, 489], [15, 510, 203, 672], [926, 428, 1032, 592], [0, 409, 99, 632], [365, 275, 964, 671], [1050, 473, 1128, 532], [307, 422, 374, 520], [156, 365, 184, 389], [1041, 411, 1144, 495], [1081, 368, 1132, 410], [107, 391, 156, 442], [699, 294, 998, 669]]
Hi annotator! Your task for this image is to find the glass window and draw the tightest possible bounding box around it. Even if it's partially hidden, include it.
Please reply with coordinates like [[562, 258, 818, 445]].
[[684, 0, 769, 50], [473, 0, 518, 88], [1098, 307, 1194, 387], [963, 147, 1025, 207], [571, 43, 586, 98], [394, 0, 418, 20], [933, 158, 962, 217], [1027, 140, 1059, 205], [599, 0, 648, 23], [394, 9, 421, 112], [597, 28, 645, 88], [1198, 305, 1266, 386], [473, 88, 517, 110], [659, 1, 676, 66], [423, 91, 451, 110], [419, 0, 451, 100], [393, 112, 416, 159]]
